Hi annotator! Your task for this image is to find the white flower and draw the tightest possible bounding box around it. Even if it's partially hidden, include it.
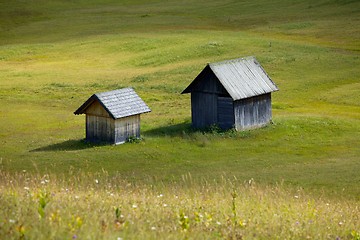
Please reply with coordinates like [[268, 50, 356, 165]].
[[117, 237, 123, 240], [151, 226, 156, 231], [157, 194, 163, 198], [132, 204, 137, 209], [95, 179, 99, 184], [163, 204, 168, 207], [24, 187, 29, 191], [9, 219, 16, 223], [216, 221, 221, 225]]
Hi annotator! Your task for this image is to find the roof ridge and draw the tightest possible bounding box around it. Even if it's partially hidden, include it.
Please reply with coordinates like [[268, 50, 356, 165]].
[[209, 56, 255, 67]]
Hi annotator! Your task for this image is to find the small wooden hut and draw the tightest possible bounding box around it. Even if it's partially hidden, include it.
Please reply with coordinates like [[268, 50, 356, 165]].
[[74, 87, 151, 144], [182, 56, 278, 130]]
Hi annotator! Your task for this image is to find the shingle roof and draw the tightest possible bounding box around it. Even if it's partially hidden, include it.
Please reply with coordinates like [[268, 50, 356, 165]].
[[74, 88, 151, 119], [182, 56, 278, 100]]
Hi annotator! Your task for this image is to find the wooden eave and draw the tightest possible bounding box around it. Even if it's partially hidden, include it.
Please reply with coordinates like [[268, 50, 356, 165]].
[[74, 95, 117, 119]]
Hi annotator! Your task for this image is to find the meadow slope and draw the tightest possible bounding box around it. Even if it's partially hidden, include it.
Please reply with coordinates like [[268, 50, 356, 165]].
[[0, 0, 360, 238]]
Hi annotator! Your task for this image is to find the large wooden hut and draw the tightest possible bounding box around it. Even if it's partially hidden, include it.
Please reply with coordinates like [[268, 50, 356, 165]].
[[74, 87, 151, 144], [181, 56, 278, 130]]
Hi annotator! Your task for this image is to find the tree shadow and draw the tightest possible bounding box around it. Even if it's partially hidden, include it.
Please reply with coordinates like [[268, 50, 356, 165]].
[[143, 121, 195, 137], [30, 139, 104, 152]]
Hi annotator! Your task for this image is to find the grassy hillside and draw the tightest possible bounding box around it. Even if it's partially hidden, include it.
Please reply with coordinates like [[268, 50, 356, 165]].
[[1, 0, 360, 197], [1, 0, 360, 195], [1, 0, 360, 238]]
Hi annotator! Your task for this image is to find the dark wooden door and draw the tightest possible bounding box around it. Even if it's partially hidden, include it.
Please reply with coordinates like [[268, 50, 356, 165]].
[[217, 97, 234, 129]]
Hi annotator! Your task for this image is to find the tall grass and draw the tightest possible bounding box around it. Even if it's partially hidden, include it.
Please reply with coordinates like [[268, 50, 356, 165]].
[[1, 171, 359, 239]]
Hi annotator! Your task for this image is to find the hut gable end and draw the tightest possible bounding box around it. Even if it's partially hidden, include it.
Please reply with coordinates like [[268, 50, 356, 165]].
[[182, 66, 229, 96], [85, 100, 111, 118]]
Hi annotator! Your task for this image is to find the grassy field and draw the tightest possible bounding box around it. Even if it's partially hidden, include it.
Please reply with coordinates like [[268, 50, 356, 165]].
[[1, 0, 360, 238]]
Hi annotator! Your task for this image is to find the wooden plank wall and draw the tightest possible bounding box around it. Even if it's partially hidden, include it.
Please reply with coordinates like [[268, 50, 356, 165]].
[[191, 92, 217, 129], [83, 100, 142, 144], [85, 100, 115, 143], [86, 115, 115, 143], [114, 115, 140, 144], [190, 71, 231, 129], [234, 93, 272, 130], [217, 96, 234, 129]]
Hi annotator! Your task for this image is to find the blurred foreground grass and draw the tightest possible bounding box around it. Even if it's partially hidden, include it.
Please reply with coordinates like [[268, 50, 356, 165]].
[[1, 171, 359, 239]]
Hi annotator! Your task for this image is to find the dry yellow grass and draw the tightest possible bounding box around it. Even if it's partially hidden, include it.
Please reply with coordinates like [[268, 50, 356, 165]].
[[1, 171, 359, 239]]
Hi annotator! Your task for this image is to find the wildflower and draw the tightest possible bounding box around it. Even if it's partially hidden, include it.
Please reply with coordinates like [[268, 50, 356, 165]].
[[294, 195, 299, 199], [157, 194, 163, 198], [132, 204, 137, 209], [216, 221, 221, 225], [117, 237, 123, 240], [151, 226, 156, 231], [24, 187, 29, 191], [338, 221, 343, 226], [72, 234, 77, 239], [95, 179, 99, 184], [9, 219, 16, 223], [163, 204, 168, 207]]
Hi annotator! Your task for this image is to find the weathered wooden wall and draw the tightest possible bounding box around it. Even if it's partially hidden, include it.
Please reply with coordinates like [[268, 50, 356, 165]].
[[217, 96, 234, 129], [114, 114, 140, 144], [85, 101, 114, 143], [84, 100, 141, 144], [190, 69, 232, 129], [233, 93, 272, 130], [190, 87, 272, 130], [86, 114, 114, 143], [191, 92, 217, 129]]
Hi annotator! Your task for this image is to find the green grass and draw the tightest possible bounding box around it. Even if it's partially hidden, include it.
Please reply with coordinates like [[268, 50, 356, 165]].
[[0, 0, 360, 238]]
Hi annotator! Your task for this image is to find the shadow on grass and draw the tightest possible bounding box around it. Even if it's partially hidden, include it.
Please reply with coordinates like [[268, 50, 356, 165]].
[[30, 139, 104, 152], [143, 122, 194, 137]]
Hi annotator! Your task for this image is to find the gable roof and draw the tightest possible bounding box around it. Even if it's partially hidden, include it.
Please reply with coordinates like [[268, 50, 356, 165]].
[[182, 56, 278, 100], [74, 87, 151, 119]]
